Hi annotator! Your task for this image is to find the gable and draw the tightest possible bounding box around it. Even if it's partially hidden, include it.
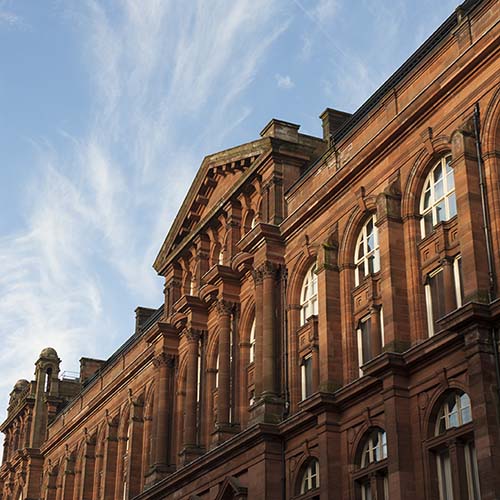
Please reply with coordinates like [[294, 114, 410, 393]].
[[153, 138, 269, 274]]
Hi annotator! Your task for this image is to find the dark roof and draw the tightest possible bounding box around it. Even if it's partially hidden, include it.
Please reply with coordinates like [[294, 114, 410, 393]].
[[297, 0, 482, 183]]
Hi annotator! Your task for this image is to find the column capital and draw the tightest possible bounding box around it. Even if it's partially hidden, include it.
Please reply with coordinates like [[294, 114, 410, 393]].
[[152, 352, 176, 369], [216, 299, 237, 316], [183, 327, 203, 343]]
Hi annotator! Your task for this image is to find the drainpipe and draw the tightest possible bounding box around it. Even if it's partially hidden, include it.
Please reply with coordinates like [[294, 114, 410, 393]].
[[281, 265, 289, 500], [282, 266, 290, 418], [472, 102, 500, 406]]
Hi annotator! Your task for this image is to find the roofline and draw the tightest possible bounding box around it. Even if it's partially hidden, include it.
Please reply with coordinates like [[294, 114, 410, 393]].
[[289, 0, 482, 192]]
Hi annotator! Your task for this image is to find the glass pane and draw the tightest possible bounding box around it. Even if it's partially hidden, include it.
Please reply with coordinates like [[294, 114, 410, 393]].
[[357, 240, 365, 259], [424, 212, 433, 236], [447, 192, 457, 218], [367, 229, 374, 253], [434, 178, 444, 200], [357, 263, 365, 280], [373, 432, 381, 461], [446, 167, 455, 190], [461, 393, 472, 424], [435, 200, 445, 223], [448, 396, 458, 428], [438, 450, 454, 500], [361, 320, 372, 363], [381, 431, 387, 458], [423, 188, 431, 209], [434, 163, 443, 184], [368, 255, 375, 275]]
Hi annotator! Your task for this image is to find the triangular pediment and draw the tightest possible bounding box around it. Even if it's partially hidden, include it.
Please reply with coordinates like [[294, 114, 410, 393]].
[[154, 139, 269, 273], [214, 476, 248, 500]]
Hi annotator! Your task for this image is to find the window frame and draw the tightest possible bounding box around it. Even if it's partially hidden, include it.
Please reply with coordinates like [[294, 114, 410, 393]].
[[297, 458, 320, 496], [419, 155, 456, 238], [426, 391, 480, 500], [300, 264, 318, 325], [354, 215, 380, 287]]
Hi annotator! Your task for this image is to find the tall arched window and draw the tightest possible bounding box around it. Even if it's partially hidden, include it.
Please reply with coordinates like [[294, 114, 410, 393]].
[[420, 155, 456, 237], [429, 391, 480, 500], [354, 215, 380, 286], [296, 458, 320, 498], [353, 428, 388, 500], [300, 264, 318, 325]]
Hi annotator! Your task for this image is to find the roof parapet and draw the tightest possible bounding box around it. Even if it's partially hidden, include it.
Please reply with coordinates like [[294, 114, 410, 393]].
[[260, 118, 300, 143]]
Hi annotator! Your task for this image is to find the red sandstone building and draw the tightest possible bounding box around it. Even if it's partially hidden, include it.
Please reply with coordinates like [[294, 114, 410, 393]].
[[2, 0, 500, 498]]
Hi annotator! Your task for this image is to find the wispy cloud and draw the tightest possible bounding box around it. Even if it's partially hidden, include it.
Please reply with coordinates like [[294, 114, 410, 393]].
[[0, 0, 24, 28], [0, 0, 288, 407], [276, 73, 295, 89]]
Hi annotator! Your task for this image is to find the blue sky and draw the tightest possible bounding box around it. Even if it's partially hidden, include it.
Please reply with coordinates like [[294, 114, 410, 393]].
[[0, 0, 459, 418]]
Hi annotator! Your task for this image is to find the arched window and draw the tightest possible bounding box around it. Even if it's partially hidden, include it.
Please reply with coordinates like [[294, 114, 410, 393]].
[[435, 391, 471, 435], [420, 155, 456, 237], [360, 429, 387, 467], [353, 429, 388, 500], [300, 264, 318, 325], [354, 215, 380, 286], [429, 391, 480, 500], [249, 319, 256, 364], [297, 458, 320, 497]]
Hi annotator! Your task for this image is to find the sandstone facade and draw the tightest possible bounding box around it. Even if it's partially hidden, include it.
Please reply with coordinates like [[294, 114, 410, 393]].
[[1, 0, 500, 498]]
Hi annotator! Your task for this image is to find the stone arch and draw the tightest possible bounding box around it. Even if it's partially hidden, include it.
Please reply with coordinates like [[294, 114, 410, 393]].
[[338, 205, 373, 270], [287, 250, 318, 310], [481, 83, 500, 154]]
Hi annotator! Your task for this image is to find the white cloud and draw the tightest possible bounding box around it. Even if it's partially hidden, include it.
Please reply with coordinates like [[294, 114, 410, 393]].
[[276, 73, 295, 89], [0, 0, 24, 28], [0, 0, 288, 418], [311, 0, 338, 21]]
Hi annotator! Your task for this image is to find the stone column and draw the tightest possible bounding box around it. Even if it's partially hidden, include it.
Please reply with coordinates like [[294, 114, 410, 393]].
[[376, 185, 410, 352], [181, 329, 203, 463], [451, 120, 491, 303], [316, 236, 343, 392], [80, 434, 95, 500], [252, 268, 264, 397], [250, 262, 283, 424], [382, 371, 415, 500], [464, 326, 500, 499], [61, 452, 75, 500], [369, 305, 382, 358], [216, 300, 232, 427], [127, 399, 145, 499], [102, 417, 118, 500], [262, 262, 277, 395], [150, 353, 175, 480]]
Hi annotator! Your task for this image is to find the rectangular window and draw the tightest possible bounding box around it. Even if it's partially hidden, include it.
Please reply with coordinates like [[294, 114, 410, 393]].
[[453, 256, 463, 307], [425, 257, 463, 337], [357, 316, 372, 376], [301, 355, 313, 400], [436, 450, 454, 500], [425, 269, 445, 337], [464, 442, 481, 500]]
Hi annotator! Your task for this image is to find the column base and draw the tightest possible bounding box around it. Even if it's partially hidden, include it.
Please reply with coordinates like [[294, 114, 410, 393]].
[[144, 463, 175, 488], [179, 445, 204, 465], [249, 393, 284, 425], [211, 423, 240, 447]]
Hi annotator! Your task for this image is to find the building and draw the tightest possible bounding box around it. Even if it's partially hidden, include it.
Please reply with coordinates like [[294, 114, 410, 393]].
[[1, 0, 500, 498]]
